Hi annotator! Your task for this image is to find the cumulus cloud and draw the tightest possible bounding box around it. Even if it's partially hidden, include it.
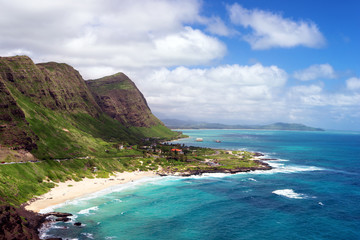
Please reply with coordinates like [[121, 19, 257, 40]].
[[293, 64, 336, 81], [0, 0, 226, 78], [133, 64, 288, 122], [228, 3, 325, 49], [288, 84, 325, 106], [346, 77, 360, 91], [288, 84, 360, 107]]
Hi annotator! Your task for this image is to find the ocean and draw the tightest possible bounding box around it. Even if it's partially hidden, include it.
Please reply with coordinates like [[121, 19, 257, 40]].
[[42, 129, 360, 240]]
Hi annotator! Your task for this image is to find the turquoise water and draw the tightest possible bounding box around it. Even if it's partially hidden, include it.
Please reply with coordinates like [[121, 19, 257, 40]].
[[43, 130, 360, 239]]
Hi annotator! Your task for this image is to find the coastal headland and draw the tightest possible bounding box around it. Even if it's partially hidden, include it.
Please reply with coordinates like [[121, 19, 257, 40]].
[[25, 146, 271, 214], [1, 141, 272, 239]]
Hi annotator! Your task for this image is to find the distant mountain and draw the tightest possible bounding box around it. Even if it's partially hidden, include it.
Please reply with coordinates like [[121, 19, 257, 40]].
[[162, 119, 324, 131]]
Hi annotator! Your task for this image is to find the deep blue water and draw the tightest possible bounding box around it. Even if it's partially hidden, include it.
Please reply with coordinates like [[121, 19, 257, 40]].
[[43, 130, 360, 240]]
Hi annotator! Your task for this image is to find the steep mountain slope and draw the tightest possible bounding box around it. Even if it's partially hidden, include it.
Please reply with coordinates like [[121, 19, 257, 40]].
[[36, 61, 101, 116], [87, 73, 163, 128], [0, 56, 177, 160], [0, 74, 38, 151]]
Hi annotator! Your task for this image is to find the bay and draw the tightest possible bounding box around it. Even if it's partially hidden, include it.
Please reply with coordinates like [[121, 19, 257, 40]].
[[43, 129, 360, 240]]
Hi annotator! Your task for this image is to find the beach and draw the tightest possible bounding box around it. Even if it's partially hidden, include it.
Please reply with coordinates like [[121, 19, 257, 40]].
[[25, 171, 157, 213]]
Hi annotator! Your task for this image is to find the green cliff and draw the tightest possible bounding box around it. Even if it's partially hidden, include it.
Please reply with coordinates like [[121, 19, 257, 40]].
[[87, 73, 163, 128], [0, 55, 177, 160], [0, 55, 180, 239]]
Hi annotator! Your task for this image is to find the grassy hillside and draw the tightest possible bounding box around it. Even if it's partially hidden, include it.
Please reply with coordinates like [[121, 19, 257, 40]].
[[0, 156, 137, 206], [0, 56, 178, 160], [0, 55, 180, 239]]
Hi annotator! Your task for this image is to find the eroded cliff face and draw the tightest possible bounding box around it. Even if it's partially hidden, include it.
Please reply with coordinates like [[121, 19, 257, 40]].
[[87, 73, 164, 128], [0, 56, 102, 152], [0, 56, 174, 155], [37, 62, 101, 117], [0, 56, 100, 116], [0, 74, 38, 151]]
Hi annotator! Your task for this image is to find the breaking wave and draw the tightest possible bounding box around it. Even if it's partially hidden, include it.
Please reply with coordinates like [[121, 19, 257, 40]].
[[272, 189, 310, 199]]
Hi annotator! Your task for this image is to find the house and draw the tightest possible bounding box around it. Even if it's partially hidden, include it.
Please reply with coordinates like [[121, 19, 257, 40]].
[[171, 149, 183, 154]]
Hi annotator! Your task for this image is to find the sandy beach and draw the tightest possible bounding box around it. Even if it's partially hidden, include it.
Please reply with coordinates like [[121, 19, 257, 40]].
[[25, 171, 158, 213]]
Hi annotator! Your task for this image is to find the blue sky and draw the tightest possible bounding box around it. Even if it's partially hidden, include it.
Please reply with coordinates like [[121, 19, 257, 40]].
[[0, 0, 359, 130]]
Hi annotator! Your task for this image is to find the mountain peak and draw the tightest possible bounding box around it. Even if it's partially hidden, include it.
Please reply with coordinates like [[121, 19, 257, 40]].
[[87, 72, 162, 127]]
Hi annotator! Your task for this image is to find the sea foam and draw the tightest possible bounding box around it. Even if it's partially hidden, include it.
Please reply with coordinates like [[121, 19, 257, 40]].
[[78, 206, 99, 215], [250, 160, 325, 175], [272, 189, 308, 199]]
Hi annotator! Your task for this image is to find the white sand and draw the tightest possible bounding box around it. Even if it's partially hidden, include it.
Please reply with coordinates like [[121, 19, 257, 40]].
[[25, 171, 157, 212]]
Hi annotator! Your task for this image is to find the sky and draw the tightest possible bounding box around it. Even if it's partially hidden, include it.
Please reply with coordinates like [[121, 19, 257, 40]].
[[0, 0, 359, 130]]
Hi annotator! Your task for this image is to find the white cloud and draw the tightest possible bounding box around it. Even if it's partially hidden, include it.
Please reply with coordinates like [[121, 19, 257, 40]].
[[133, 64, 288, 123], [203, 17, 235, 36], [288, 84, 325, 106], [346, 77, 360, 91], [293, 64, 336, 81], [288, 84, 360, 107], [0, 0, 226, 79], [228, 3, 325, 49]]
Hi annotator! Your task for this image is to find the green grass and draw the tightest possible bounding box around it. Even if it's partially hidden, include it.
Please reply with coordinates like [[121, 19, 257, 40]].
[[0, 144, 265, 207], [0, 157, 133, 205], [87, 73, 134, 93], [3, 83, 177, 159]]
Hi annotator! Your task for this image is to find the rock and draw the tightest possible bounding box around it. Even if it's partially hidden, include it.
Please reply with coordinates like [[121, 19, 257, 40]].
[[55, 217, 71, 222], [44, 212, 72, 218], [0, 204, 43, 240], [74, 222, 82, 226], [253, 152, 264, 157], [160, 159, 272, 177]]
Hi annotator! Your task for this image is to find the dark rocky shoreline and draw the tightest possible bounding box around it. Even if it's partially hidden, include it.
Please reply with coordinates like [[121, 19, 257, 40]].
[[0, 204, 82, 240], [159, 159, 272, 176]]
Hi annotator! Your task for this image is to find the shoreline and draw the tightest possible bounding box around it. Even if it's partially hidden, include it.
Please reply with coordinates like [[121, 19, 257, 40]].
[[25, 151, 272, 213], [24, 153, 273, 239], [25, 171, 157, 213]]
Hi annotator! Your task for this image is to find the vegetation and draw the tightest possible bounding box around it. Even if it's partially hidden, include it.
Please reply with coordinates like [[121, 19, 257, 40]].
[[0, 56, 266, 210], [0, 142, 266, 206], [0, 146, 145, 205], [0, 56, 179, 161]]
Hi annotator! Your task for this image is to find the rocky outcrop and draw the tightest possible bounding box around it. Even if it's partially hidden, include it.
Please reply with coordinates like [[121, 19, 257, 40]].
[[87, 73, 164, 127], [0, 204, 77, 240], [159, 160, 272, 176], [0, 205, 42, 240]]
